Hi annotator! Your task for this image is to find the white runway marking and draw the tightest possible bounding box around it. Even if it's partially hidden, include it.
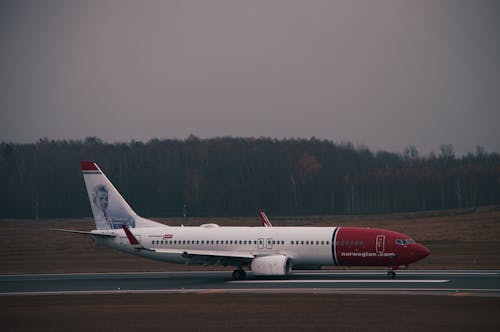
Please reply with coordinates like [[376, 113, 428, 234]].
[[294, 271, 499, 276], [229, 279, 450, 284]]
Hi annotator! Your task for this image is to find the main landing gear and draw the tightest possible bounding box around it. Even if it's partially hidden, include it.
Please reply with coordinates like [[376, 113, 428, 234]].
[[387, 265, 407, 278], [232, 269, 246, 280]]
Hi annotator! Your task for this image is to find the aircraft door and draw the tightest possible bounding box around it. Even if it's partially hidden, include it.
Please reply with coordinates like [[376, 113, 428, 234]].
[[376, 235, 385, 254], [257, 238, 265, 249], [266, 238, 273, 249]]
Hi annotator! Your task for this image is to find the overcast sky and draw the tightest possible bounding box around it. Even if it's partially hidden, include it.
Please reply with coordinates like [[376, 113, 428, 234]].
[[1, 0, 499, 155]]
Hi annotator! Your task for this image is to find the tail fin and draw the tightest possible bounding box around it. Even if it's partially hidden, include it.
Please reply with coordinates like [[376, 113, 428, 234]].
[[81, 161, 162, 230]]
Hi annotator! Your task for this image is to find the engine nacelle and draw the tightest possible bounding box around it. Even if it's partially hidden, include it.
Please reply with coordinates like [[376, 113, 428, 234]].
[[251, 255, 291, 276]]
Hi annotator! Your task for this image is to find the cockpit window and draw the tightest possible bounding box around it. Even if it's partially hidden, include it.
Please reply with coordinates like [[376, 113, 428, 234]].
[[395, 239, 415, 245]]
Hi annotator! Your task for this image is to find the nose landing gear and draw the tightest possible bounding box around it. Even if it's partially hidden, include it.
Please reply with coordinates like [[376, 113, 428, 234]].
[[387, 265, 406, 278]]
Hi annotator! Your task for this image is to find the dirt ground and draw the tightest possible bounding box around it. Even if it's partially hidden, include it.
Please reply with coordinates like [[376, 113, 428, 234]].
[[1, 208, 500, 331], [1, 293, 500, 331], [1, 206, 499, 274]]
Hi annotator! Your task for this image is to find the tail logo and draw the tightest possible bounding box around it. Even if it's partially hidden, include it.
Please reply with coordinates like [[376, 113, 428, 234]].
[[93, 184, 109, 216], [90, 183, 135, 229]]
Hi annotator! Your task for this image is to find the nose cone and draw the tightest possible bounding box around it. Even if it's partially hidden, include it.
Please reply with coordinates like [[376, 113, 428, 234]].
[[414, 243, 431, 261]]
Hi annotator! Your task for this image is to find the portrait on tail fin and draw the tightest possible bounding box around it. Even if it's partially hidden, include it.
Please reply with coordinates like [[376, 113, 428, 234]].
[[92, 184, 113, 229], [90, 182, 135, 229]]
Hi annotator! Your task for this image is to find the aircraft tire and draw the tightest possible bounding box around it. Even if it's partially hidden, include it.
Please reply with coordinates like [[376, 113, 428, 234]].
[[232, 269, 246, 280]]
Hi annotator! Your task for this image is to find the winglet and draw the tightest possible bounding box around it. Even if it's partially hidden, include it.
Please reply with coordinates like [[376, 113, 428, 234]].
[[122, 225, 147, 250], [259, 211, 272, 227]]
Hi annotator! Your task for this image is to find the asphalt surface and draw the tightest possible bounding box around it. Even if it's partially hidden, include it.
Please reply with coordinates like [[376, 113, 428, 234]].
[[1, 270, 499, 297]]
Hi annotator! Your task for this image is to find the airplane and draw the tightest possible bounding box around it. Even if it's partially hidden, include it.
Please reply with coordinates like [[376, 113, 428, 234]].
[[259, 211, 272, 227], [55, 161, 430, 280]]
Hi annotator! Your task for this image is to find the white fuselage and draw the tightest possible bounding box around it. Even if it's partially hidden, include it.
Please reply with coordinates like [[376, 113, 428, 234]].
[[93, 226, 337, 267]]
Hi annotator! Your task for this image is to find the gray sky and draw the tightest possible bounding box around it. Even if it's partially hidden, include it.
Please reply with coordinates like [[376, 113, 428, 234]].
[[1, 0, 499, 155]]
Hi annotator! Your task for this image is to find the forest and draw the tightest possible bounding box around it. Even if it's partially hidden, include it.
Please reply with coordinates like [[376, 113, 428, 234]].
[[0, 136, 499, 218]]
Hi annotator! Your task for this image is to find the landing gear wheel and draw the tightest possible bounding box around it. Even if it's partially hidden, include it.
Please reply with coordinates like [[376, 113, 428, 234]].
[[387, 270, 396, 279], [232, 269, 246, 280]]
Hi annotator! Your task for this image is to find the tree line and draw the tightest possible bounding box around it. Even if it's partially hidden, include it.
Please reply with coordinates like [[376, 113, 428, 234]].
[[0, 137, 499, 218]]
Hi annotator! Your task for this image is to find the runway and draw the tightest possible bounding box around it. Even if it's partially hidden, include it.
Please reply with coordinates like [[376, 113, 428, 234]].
[[1, 270, 499, 297]]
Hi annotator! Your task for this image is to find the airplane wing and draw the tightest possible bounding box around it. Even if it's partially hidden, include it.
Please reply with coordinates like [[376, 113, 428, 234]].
[[122, 225, 254, 265], [51, 229, 116, 238], [156, 248, 254, 265]]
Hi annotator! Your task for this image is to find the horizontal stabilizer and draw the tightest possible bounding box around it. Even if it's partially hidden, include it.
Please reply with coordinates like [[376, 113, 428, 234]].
[[51, 229, 116, 238]]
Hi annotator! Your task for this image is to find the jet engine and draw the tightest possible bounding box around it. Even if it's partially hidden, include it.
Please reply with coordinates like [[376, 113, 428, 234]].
[[251, 255, 291, 276]]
